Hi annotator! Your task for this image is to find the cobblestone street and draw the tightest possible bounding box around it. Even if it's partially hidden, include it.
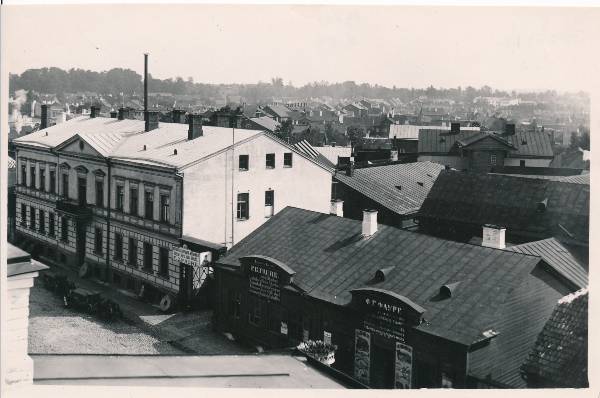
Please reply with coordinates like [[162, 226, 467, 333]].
[[28, 281, 184, 355]]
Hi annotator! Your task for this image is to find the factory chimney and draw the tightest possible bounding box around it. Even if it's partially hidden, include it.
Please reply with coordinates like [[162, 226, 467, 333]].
[[143, 53, 158, 131]]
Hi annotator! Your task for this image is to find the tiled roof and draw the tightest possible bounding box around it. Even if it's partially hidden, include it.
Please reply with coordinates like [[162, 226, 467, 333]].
[[520, 288, 588, 387], [418, 130, 553, 158], [218, 207, 570, 350], [506, 238, 588, 289], [419, 171, 589, 245], [334, 162, 445, 215]]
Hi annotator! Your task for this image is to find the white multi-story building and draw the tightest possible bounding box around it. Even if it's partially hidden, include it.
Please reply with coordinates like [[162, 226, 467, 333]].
[[13, 107, 333, 308]]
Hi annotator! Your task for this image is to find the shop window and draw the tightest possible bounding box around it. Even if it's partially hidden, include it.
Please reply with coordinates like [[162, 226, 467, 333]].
[[128, 238, 138, 266], [94, 227, 103, 255], [284, 152, 293, 167], [159, 247, 169, 277], [228, 291, 241, 319], [265, 153, 275, 169], [96, 180, 104, 207], [116, 185, 124, 211], [114, 233, 123, 261], [130, 186, 139, 216], [248, 298, 263, 326], [48, 213, 55, 237], [237, 192, 249, 220], [239, 154, 249, 171], [143, 242, 153, 272]]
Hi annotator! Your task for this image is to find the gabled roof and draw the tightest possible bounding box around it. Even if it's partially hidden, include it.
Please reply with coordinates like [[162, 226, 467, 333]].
[[506, 238, 587, 289], [521, 288, 588, 388], [218, 207, 569, 351], [292, 140, 337, 170], [419, 171, 590, 246], [418, 130, 553, 158], [456, 132, 517, 150], [264, 105, 292, 118], [334, 162, 445, 215]]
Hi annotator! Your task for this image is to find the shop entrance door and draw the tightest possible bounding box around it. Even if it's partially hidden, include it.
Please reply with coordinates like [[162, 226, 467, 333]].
[[370, 342, 395, 388]]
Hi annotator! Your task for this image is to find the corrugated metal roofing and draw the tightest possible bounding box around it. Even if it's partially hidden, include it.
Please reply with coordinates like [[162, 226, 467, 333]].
[[419, 171, 589, 245], [520, 288, 588, 387], [334, 162, 445, 215], [8, 156, 16, 168], [313, 146, 352, 166], [217, 207, 569, 349], [506, 238, 587, 289]]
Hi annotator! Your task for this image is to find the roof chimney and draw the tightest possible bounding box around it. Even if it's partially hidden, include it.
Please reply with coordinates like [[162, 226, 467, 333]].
[[118, 107, 130, 120], [188, 114, 203, 140], [390, 149, 399, 162], [40, 104, 49, 129], [346, 159, 355, 177], [110, 111, 117, 118], [482, 224, 506, 249], [145, 110, 159, 132], [450, 122, 460, 134], [172, 109, 186, 124], [505, 123, 516, 135], [90, 105, 99, 118], [362, 209, 378, 238], [330, 199, 344, 217]]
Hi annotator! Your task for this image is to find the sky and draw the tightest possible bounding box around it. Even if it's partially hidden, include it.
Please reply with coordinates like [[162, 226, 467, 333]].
[[4, 4, 600, 92]]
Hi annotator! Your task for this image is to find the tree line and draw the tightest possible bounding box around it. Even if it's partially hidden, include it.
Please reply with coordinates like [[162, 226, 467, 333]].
[[9, 67, 590, 106]]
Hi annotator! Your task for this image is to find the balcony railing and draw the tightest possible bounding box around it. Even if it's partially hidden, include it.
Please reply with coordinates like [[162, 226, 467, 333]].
[[56, 198, 93, 219]]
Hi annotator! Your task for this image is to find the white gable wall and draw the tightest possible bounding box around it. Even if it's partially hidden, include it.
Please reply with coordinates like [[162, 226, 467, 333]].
[[182, 134, 332, 247]]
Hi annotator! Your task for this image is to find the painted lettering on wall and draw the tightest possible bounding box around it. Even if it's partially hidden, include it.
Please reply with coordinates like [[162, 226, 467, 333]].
[[248, 261, 280, 301]]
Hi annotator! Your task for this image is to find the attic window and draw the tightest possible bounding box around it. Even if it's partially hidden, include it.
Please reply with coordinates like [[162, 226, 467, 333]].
[[417, 182, 424, 187], [173, 149, 178, 155], [395, 185, 402, 190], [426, 173, 433, 178], [143, 145, 146, 151], [79, 141, 84, 150]]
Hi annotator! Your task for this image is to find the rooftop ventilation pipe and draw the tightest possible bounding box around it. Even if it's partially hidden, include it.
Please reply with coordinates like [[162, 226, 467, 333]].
[[537, 198, 548, 212], [330, 199, 344, 217], [440, 282, 461, 298], [375, 266, 395, 282]]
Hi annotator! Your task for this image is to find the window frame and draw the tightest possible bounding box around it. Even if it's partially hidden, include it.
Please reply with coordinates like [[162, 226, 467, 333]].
[[160, 194, 170, 223], [94, 227, 103, 255], [114, 232, 123, 261], [145, 190, 154, 220], [237, 192, 249, 220], [62, 173, 69, 198], [40, 168, 46, 192], [20, 204, 26, 226], [128, 237, 138, 266], [29, 206, 35, 230], [21, 164, 27, 186], [130, 186, 139, 216], [159, 247, 169, 278], [96, 180, 104, 207], [265, 153, 275, 169], [48, 212, 55, 237], [49, 170, 56, 194], [116, 184, 124, 211], [489, 153, 497, 166], [30, 165, 36, 189], [143, 242, 153, 272], [39, 209, 45, 234], [283, 152, 293, 167], [238, 154, 249, 171], [61, 216, 69, 242]]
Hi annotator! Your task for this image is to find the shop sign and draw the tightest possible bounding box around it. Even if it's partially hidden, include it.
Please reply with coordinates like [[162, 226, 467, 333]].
[[248, 261, 280, 301], [354, 329, 371, 385], [173, 246, 204, 267], [362, 296, 407, 342], [364, 320, 406, 342], [280, 321, 288, 335], [394, 342, 413, 389], [323, 331, 332, 345]]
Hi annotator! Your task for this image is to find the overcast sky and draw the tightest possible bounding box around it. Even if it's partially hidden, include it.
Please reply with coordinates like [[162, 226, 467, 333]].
[[4, 4, 600, 92]]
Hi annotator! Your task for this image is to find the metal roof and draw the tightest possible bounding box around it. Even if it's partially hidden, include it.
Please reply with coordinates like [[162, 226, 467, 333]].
[[217, 207, 569, 350], [334, 161, 445, 215], [506, 238, 588, 289]]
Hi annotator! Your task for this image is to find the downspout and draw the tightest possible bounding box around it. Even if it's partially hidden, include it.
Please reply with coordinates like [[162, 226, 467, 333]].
[[105, 159, 111, 282]]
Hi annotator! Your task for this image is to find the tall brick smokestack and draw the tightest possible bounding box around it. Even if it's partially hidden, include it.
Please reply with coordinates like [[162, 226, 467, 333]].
[[144, 53, 151, 132]]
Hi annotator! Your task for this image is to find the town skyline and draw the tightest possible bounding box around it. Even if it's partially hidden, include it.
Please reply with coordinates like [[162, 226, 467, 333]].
[[5, 5, 600, 92]]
